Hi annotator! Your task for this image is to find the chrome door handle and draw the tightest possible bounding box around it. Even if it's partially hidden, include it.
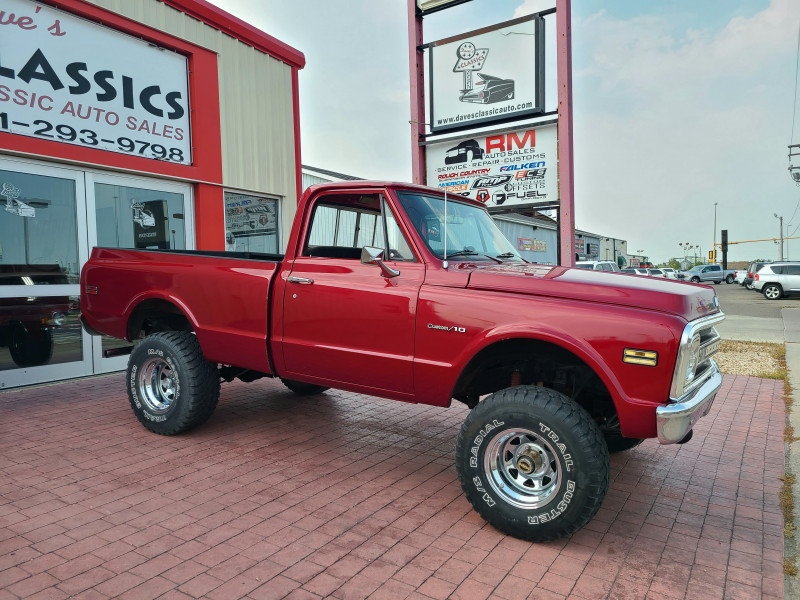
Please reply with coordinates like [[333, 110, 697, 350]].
[[287, 276, 314, 285]]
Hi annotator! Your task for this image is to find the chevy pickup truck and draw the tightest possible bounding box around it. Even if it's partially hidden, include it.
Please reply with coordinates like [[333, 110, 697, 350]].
[[80, 181, 724, 542]]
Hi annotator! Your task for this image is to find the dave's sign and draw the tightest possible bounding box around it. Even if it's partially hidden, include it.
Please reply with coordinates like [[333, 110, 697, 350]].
[[0, 0, 192, 164], [425, 124, 558, 210]]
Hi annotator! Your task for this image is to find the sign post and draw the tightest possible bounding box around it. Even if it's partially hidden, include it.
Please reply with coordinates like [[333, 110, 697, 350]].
[[556, 0, 575, 267]]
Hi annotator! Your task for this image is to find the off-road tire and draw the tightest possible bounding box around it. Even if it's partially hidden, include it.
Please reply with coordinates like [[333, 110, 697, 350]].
[[9, 326, 53, 367], [280, 378, 329, 395], [725, 274, 735, 284], [127, 332, 220, 435], [763, 283, 783, 300], [455, 386, 609, 542]]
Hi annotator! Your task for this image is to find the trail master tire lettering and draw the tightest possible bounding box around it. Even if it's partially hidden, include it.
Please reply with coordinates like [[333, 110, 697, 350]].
[[455, 386, 609, 541], [126, 332, 220, 435], [280, 378, 329, 395]]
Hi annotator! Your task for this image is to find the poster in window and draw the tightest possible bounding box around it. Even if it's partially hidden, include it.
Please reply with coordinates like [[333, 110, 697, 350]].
[[224, 193, 278, 253]]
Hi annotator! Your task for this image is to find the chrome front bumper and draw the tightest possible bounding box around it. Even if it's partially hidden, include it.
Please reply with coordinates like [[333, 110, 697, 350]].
[[656, 359, 722, 444]]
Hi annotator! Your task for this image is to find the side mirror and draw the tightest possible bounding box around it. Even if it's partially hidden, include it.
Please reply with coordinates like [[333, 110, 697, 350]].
[[361, 246, 400, 278]]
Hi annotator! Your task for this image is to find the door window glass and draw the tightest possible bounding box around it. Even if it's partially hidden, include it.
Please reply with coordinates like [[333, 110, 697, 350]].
[[95, 183, 185, 249], [383, 202, 415, 261], [304, 194, 415, 261], [224, 193, 279, 253], [787, 265, 800, 275], [0, 169, 79, 283]]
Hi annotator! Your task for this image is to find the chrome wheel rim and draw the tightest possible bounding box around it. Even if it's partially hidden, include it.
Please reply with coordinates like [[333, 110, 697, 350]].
[[483, 428, 562, 509], [138, 357, 177, 413], [765, 286, 780, 299]]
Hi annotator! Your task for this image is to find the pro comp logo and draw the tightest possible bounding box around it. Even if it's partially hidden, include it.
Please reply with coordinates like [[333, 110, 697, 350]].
[[470, 175, 512, 189]]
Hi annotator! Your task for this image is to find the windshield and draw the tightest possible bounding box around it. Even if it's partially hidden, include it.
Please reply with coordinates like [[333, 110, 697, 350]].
[[688, 266, 703, 272], [395, 192, 523, 262]]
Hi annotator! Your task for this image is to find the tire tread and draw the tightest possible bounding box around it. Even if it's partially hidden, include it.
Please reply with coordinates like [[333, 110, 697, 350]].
[[455, 385, 609, 542], [127, 332, 220, 435]]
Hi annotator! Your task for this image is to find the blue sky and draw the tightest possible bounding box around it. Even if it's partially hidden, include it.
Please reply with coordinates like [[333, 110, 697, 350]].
[[210, 0, 799, 264]]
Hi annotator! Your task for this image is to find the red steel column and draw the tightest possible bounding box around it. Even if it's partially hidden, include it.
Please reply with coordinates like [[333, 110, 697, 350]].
[[556, 0, 575, 266], [408, 0, 426, 184]]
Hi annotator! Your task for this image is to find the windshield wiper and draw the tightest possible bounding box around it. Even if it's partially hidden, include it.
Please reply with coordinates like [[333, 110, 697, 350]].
[[496, 253, 519, 260], [447, 250, 502, 263]]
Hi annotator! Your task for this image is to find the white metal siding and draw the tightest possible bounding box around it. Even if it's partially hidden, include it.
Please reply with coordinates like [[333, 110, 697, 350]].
[[84, 0, 298, 232]]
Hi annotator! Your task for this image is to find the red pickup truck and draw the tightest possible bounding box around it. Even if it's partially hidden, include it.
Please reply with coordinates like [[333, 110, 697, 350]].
[[80, 181, 724, 541]]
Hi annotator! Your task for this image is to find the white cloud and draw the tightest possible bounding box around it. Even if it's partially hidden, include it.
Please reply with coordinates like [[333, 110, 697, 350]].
[[570, 0, 800, 262]]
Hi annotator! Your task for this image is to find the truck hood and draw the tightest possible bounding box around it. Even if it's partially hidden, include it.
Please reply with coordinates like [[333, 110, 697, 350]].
[[464, 263, 719, 321]]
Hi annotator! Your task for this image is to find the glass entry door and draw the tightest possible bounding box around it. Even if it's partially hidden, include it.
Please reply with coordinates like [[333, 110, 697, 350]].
[[0, 159, 92, 389], [85, 172, 193, 373]]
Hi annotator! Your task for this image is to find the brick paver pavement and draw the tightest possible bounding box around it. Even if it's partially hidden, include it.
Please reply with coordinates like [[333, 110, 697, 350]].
[[0, 373, 785, 599]]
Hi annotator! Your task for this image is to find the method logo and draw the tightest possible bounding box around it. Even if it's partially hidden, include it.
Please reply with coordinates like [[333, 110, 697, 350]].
[[471, 175, 512, 189]]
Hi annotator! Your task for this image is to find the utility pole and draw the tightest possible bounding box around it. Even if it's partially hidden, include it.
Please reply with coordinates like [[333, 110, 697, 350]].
[[775, 213, 784, 260], [712, 202, 717, 264]]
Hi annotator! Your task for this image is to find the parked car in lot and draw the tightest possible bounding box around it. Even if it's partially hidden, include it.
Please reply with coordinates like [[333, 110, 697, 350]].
[[743, 261, 770, 289], [575, 260, 621, 272], [735, 269, 747, 285], [753, 262, 800, 299], [621, 268, 649, 275], [661, 268, 678, 279], [647, 268, 668, 278], [677, 264, 736, 284]]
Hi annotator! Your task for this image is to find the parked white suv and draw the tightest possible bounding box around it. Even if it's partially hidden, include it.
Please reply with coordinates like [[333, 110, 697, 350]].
[[575, 260, 621, 272], [753, 263, 800, 299]]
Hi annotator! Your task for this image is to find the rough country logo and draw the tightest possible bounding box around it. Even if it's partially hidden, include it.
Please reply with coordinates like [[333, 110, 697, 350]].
[[453, 41, 515, 105], [1, 182, 34, 217]]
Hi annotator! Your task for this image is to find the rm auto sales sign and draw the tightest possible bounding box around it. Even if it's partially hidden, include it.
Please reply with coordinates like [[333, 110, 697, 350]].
[[0, 0, 191, 164], [425, 124, 557, 209]]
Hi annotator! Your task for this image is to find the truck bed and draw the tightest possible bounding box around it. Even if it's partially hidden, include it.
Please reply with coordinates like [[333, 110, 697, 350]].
[[81, 247, 281, 373]]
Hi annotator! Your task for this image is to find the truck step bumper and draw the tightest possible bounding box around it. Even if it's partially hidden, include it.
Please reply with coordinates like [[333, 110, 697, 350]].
[[656, 360, 722, 444]]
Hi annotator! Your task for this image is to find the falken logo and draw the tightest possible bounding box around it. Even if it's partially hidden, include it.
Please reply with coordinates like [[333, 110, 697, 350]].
[[471, 175, 512, 189], [428, 323, 466, 333], [500, 161, 546, 172]]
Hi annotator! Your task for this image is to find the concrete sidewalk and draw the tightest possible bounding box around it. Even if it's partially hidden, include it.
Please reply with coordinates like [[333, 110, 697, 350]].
[[0, 367, 786, 599]]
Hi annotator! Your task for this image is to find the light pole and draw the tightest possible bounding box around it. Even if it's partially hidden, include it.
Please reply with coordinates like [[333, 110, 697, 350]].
[[713, 202, 718, 264], [774, 213, 784, 260]]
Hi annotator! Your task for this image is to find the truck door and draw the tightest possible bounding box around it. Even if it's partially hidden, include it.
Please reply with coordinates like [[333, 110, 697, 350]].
[[281, 192, 423, 396]]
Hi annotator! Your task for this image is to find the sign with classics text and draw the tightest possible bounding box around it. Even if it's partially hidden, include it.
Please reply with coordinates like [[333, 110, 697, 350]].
[[425, 124, 558, 210], [428, 15, 542, 133], [0, 0, 192, 164]]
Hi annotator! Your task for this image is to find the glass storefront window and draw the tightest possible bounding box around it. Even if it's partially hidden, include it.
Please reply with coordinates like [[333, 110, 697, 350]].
[[0, 169, 79, 283], [224, 192, 279, 253], [95, 183, 186, 250], [0, 295, 81, 371]]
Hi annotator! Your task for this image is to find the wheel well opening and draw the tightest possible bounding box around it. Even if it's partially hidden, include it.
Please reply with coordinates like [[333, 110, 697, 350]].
[[452, 338, 617, 429], [127, 299, 193, 340]]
